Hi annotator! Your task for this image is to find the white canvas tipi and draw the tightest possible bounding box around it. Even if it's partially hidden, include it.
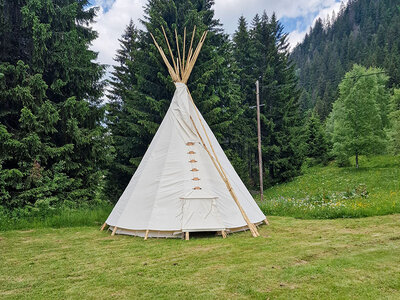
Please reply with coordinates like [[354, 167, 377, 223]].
[[101, 27, 267, 239]]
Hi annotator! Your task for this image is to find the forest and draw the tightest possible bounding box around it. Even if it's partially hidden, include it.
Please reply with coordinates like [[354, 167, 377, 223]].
[[291, 0, 400, 118], [0, 0, 399, 218]]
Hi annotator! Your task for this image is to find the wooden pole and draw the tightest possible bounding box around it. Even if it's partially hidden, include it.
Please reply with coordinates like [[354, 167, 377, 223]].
[[150, 32, 178, 82], [175, 29, 183, 73], [185, 232, 189, 240], [181, 31, 207, 84], [256, 80, 263, 202], [221, 230, 227, 238], [144, 229, 149, 240], [111, 226, 117, 236], [161, 26, 180, 80], [100, 222, 107, 231], [188, 26, 196, 62], [183, 27, 186, 69]]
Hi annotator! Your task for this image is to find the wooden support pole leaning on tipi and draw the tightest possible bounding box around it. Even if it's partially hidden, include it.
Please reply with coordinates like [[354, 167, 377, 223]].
[[150, 26, 260, 238]]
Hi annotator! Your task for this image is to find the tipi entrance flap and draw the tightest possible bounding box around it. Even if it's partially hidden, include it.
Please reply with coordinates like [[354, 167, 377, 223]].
[[180, 190, 224, 232]]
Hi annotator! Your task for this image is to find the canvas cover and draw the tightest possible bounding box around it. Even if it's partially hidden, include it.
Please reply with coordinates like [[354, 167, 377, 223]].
[[106, 83, 265, 237]]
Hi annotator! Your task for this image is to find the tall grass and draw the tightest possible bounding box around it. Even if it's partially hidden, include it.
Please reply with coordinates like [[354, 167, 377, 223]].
[[258, 155, 400, 219], [0, 204, 113, 231]]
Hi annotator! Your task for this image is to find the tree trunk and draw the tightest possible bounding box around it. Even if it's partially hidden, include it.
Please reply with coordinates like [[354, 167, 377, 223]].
[[355, 152, 359, 168]]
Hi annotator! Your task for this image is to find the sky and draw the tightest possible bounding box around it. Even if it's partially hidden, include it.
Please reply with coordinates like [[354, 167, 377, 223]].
[[88, 0, 348, 70]]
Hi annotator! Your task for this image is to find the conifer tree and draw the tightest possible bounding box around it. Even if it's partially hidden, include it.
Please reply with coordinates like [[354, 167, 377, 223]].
[[0, 0, 109, 209], [251, 12, 303, 183], [231, 12, 304, 186], [106, 21, 144, 199], [304, 111, 329, 164], [232, 16, 257, 185], [233, 16, 254, 106]]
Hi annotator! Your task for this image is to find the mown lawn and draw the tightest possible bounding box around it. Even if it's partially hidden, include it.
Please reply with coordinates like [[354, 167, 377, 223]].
[[258, 155, 400, 218], [1, 215, 399, 299]]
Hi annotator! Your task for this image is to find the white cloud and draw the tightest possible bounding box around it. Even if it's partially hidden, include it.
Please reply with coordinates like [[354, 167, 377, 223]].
[[287, 29, 309, 49], [89, 0, 348, 71], [90, 0, 145, 67], [286, 0, 348, 49], [94, 0, 115, 11], [213, 0, 343, 34]]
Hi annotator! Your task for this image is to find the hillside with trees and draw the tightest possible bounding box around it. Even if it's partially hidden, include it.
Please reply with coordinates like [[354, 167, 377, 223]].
[[291, 0, 400, 118]]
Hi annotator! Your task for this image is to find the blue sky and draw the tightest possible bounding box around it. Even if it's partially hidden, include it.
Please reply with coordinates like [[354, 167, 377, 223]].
[[87, 0, 338, 33], [281, 15, 313, 34], [87, 0, 347, 69]]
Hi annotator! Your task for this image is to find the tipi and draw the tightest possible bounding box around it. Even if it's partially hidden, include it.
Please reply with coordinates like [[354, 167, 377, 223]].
[[101, 27, 267, 239]]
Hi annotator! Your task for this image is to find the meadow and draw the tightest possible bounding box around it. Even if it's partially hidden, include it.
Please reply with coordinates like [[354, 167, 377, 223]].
[[1, 215, 399, 299], [258, 155, 400, 219]]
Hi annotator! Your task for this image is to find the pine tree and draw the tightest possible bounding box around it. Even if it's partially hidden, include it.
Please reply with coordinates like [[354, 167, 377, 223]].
[[0, 0, 110, 209], [106, 21, 145, 199], [252, 12, 303, 183], [233, 16, 254, 106], [331, 65, 388, 168], [232, 16, 257, 186], [0, 61, 63, 207], [230, 12, 304, 186], [304, 111, 329, 165]]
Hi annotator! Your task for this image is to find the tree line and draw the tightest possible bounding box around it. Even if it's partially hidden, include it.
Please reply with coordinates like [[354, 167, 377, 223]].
[[0, 0, 301, 209], [1, 0, 399, 212]]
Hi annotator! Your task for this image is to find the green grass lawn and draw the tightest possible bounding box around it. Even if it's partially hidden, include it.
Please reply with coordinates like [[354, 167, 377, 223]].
[[1, 215, 399, 299], [258, 155, 400, 219]]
